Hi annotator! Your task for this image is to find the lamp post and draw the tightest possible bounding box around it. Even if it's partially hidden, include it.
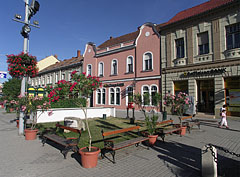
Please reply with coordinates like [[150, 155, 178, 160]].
[[13, 0, 40, 135]]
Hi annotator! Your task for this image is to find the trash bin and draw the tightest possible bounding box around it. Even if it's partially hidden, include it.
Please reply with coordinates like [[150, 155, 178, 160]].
[[103, 114, 106, 119], [162, 111, 167, 121]]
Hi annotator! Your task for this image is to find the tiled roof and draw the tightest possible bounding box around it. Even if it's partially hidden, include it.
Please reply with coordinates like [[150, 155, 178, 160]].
[[97, 31, 139, 49], [163, 0, 234, 26], [39, 56, 83, 74]]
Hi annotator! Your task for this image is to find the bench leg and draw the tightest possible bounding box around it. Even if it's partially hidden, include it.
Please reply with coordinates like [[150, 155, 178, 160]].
[[160, 134, 165, 142], [187, 126, 191, 133], [42, 137, 47, 147], [110, 150, 116, 164], [61, 146, 71, 159]]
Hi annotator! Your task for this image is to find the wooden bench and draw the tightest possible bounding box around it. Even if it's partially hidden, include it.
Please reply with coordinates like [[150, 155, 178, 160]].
[[180, 116, 200, 133], [42, 123, 81, 159], [101, 126, 149, 163], [155, 119, 182, 142]]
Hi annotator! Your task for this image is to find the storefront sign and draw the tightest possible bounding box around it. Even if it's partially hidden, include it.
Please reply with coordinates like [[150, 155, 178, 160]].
[[180, 68, 226, 78], [103, 83, 124, 87]]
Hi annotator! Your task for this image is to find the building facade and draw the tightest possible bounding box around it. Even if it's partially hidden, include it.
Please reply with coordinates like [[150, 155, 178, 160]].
[[31, 50, 83, 88], [83, 23, 161, 111], [160, 0, 240, 117]]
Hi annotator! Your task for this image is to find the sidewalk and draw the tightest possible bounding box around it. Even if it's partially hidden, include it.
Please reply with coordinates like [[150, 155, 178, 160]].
[[0, 109, 239, 177]]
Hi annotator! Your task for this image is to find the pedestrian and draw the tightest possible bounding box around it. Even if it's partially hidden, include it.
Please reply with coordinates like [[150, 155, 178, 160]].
[[218, 109, 229, 129]]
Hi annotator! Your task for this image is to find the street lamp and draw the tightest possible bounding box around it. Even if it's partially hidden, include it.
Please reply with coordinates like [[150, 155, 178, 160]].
[[12, 0, 40, 135]]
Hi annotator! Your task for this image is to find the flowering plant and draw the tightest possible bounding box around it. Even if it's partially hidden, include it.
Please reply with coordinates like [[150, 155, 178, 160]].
[[164, 92, 190, 117], [7, 52, 38, 78], [16, 95, 51, 130], [48, 80, 72, 102]]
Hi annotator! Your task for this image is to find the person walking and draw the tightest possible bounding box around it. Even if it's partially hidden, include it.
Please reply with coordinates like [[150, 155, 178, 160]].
[[219, 109, 229, 129]]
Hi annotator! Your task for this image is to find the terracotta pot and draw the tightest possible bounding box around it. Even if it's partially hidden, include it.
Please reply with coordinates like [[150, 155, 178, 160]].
[[180, 126, 187, 136], [24, 128, 38, 140], [9, 108, 14, 112], [79, 146, 100, 168], [16, 120, 19, 128], [148, 135, 158, 146]]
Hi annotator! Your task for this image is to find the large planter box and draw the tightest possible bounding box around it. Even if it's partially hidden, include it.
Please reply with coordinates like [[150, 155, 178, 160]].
[[36, 107, 115, 123]]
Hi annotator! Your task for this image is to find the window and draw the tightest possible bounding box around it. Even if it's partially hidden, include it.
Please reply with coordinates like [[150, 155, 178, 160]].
[[198, 32, 209, 55], [127, 56, 133, 73], [50, 75, 53, 83], [110, 88, 115, 105], [151, 86, 158, 106], [96, 88, 106, 105], [109, 87, 120, 105], [111, 59, 118, 75], [42, 77, 45, 85], [55, 73, 59, 83], [47, 76, 50, 84], [176, 38, 185, 59], [68, 72, 71, 81], [142, 86, 150, 105], [142, 85, 158, 106], [98, 62, 104, 77], [102, 88, 106, 104], [126, 86, 133, 103], [62, 73, 65, 80], [97, 89, 101, 104], [226, 23, 240, 50], [143, 53, 152, 71], [116, 88, 120, 105], [87, 65, 92, 76]]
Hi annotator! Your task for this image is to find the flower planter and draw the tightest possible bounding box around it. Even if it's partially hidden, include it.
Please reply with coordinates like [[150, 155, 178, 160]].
[[24, 129, 38, 140], [79, 147, 100, 168], [128, 102, 134, 109], [148, 135, 158, 146], [180, 126, 187, 136], [16, 120, 19, 128], [9, 108, 14, 112]]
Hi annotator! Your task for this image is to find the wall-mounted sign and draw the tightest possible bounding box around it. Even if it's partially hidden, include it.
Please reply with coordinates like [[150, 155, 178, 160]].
[[103, 83, 124, 87], [180, 68, 226, 78], [0, 71, 7, 79]]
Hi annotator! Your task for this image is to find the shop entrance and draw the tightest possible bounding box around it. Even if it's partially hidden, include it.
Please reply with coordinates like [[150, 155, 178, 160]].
[[197, 79, 214, 113]]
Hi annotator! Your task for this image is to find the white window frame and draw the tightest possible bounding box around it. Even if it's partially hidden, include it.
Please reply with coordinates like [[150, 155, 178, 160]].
[[109, 87, 121, 105], [55, 73, 59, 83], [62, 73, 65, 80], [126, 56, 134, 73], [126, 86, 134, 106], [141, 85, 158, 106], [111, 59, 118, 75], [87, 64, 92, 76], [98, 62, 104, 77], [143, 52, 153, 71], [96, 88, 106, 105]]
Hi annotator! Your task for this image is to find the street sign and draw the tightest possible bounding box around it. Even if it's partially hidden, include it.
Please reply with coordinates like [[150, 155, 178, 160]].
[[0, 71, 7, 79]]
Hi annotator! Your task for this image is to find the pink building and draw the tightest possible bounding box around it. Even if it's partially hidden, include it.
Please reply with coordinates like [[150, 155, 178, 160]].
[[83, 23, 161, 111]]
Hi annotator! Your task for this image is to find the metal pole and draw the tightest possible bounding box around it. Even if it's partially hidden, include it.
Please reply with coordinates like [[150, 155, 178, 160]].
[[19, 0, 29, 135]]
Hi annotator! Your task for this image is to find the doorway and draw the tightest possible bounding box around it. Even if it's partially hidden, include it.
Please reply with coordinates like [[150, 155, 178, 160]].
[[197, 79, 214, 113]]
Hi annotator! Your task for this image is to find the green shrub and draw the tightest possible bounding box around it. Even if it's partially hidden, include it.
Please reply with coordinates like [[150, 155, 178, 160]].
[[50, 98, 86, 108]]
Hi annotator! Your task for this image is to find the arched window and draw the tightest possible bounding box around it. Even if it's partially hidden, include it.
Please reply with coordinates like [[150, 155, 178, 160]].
[[98, 62, 104, 77], [87, 64, 92, 76], [110, 88, 115, 105], [126, 86, 133, 104], [102, 88, 106, 105], [142, 86, 150, 105], [116, 88, 120, 105], [151, 85, 158, 106], [126, 56, 133, 73], [143, 53, 153, 71], [97, 89, 101, 104], [111, 59, 118, 75]]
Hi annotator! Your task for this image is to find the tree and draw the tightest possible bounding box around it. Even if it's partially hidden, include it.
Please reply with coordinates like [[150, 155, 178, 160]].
[[2, 78, 21, 100]]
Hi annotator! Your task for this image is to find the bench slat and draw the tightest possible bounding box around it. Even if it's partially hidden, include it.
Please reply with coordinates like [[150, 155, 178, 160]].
[[156, 119, 173, 126], [110, 137, 149, 150], [181, 116, 193, 121], [56, 124, 81, 134], [102, 126, 140, 137]]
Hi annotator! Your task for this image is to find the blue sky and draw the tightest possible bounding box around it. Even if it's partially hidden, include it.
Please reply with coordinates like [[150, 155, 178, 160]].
[[0, 0, 207, 83]]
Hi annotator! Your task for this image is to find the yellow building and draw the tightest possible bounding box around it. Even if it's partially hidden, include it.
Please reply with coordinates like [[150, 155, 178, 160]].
[[37, 55, 60, 72]]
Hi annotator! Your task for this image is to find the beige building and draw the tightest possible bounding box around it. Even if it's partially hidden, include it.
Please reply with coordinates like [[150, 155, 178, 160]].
[[160, 0, 240, 117], [37, 55, 60, 72], [31, 50, 83, 88]]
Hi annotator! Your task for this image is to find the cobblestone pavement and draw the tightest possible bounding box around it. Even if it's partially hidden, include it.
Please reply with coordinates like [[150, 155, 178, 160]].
[[0, 109, 239, 177]]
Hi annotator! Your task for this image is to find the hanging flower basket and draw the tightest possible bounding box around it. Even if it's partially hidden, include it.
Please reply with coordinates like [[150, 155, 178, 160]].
[[7, 52, 38, 78]]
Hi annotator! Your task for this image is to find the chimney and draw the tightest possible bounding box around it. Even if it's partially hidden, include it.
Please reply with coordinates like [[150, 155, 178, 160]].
[[110, 36, 113, 39], [54, 54, 58, 59], [77, 50, 81, 58]]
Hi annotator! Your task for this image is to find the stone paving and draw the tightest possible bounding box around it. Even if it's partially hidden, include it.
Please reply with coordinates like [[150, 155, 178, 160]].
[[0, 109, 239, 177]]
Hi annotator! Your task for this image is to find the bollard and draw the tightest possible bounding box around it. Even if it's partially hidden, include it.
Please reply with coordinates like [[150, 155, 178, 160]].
[[202, 145, 217, 177], [103, 114, 106, 120]]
